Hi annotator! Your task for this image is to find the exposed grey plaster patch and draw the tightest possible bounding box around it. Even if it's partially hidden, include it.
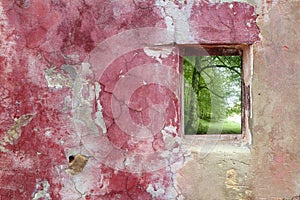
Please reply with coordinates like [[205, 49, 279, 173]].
[[60, 61, 111, 198], [143, 46, 173, 64], [44, 67, 72, 89], [70, 177, 87, 199], [62, 64, 78, 80], [161, 125, 181, 152], [32, 180, 52, 200], [71, 62, 101, 136], [155, 0, 195, 43], [146, 184, 165, 198], [63, 95, 73, 112], [169, 162, 185, 200], [94, 82, 107, 134]]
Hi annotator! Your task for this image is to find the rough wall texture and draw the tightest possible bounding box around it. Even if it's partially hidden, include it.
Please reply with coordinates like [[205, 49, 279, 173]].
[[0, 0, 299, 200], [252, 1, 300, 199]]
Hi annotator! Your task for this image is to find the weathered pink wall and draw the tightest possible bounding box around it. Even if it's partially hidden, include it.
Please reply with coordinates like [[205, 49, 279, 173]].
[[0, 0, 299, 199], [252, 1, 300, 199]]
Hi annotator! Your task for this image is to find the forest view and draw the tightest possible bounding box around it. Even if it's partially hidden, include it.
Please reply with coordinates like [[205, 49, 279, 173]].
[[184, 55, 242, 134]]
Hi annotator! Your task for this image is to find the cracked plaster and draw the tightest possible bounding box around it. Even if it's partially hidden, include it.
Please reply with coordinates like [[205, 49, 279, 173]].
[[0, 0, 299, 200]]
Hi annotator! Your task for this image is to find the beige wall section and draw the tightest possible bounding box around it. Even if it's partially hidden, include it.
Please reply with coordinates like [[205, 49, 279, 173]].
[[252, 1, 300, 198], [178, 145, 253, 200], [177, 1, 300, 199]]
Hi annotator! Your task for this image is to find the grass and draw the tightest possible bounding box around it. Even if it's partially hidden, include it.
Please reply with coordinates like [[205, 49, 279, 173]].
[[195, 118, 241, 134]]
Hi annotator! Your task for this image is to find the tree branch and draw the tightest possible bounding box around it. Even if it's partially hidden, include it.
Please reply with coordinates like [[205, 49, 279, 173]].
[[197, 65, 241, 76], [200, 86, 225, 99]]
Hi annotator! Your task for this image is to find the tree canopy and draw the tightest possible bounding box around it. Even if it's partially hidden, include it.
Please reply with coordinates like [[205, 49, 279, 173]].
[[184, 55, 242, 134]]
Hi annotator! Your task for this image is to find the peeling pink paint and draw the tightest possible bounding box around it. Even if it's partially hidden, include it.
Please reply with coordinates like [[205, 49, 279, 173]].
[[189, 2, 260, 44], [4, 0, 294, 199]]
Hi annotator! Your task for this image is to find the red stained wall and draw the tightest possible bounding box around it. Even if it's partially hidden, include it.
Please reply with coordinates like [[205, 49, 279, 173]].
[[0, 0, 259, 199]]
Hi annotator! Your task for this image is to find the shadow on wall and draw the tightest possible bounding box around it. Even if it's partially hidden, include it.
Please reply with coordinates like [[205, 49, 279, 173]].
[[290, 195, 300, 200], [279, 195, 300, 200]]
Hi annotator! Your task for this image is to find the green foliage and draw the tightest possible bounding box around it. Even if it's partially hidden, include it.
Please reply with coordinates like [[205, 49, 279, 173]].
[[184, 55, 242, 134]]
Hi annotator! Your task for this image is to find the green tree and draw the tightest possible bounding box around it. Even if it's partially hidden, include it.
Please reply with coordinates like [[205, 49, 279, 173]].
[[184, 55, 242, 134]]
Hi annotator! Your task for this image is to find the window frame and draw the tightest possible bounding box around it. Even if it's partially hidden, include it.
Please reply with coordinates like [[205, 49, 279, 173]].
[[179, 44, 253, 145]]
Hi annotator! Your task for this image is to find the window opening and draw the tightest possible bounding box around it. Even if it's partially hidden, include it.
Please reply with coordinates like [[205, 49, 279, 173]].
[[183, 47, 243, 135]]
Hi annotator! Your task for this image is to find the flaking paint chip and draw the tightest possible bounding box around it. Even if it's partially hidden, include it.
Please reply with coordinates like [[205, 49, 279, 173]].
[[67, 154, 88, 174]]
